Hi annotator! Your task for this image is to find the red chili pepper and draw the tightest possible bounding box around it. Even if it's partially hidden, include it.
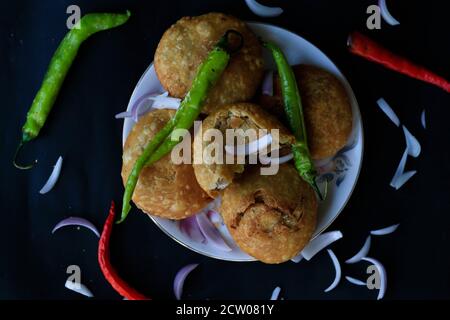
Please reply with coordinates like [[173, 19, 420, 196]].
[[98, 201, 150, 300], [348, 31, 450, 93]]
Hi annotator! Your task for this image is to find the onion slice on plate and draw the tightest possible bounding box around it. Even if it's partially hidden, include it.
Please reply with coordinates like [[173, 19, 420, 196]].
[[402, 125, 421, 158], [301, 231, 343, 261], [290, 253, 303, 263], [345, 276, 366, 286], [245, 0, 283, 18], [371, 223, 399, 236], [262, 70, 274, 96], [39, 156, 63, 194], [379, 0, 400, 26], [115, 111, 132, 119], [173, 263, 199, 300], [65, 280, 94, 298], [362, 257, 387, 300], [225, 134, 272, 156], [179, 216, 206, 243], [196, 213, 232, 252], [421, 109, 426, 129], [206, 210, 223, 227], [376, 98, 400, 127], [324, 249, 341, 292], [345, 235, 371, 264], [52, 217, 100, 238], [270, 286, 281, 300]]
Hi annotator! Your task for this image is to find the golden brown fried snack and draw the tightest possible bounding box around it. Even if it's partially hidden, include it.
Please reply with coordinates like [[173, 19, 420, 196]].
[[193, 103, 295, 198], [155, 13, 264, 114], [122, 109, 211, 220], [221, 164, 317, 264], [259, 65, 353, 160]]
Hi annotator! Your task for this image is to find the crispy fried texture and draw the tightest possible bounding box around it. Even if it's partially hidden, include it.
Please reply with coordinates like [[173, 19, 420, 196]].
[[155, 13, 264, 114], [221, 164, 317, 264], [193, 103, 295, 198], [258, 64, 353, 160], [122, 109, 211, 219]]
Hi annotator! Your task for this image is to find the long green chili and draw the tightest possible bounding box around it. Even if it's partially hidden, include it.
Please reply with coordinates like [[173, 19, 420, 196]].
[[118, 30, 243, 224], [14, 11, 131, 169], [263, 41, 323, 200]]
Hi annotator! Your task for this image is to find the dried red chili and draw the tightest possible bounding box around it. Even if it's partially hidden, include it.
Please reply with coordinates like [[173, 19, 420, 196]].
[[348, 31, 450, 93], [98, 201, 150, 300]]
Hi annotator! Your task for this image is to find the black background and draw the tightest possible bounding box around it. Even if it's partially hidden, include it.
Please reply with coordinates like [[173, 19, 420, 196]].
[[1, 0, 449, 300]]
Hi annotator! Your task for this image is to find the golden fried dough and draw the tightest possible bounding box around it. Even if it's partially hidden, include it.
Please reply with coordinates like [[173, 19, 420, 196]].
[[122, 109, 211, 219], [259, 65, 353, 160], [193, 103, 295, 198], [221, 164, 317, 264], [155, 13, 264, 114]]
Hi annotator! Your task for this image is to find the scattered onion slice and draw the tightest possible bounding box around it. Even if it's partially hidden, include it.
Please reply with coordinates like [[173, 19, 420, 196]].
[[225, 134, 272, 156], [114, 111, 132, 119], [290, 253, 303, 263], [393, 170, 417, 190], [376, 98, 400, 127], [345, 276, 366, 286], [52, 217, 100, 238], [379, 0, 400, 26], [128, 91, 181, 122], [259, 153, 293, 165], [371, 223, 400, 236], [345, 235, 371, 264], [270, 286, 281, 300], [421, 109, 426, 129], [390, 148, 408, 189], [39, 156, 63, 194], [402, 125, 421, 158], [324, 249, 341, 293], [65, 280, 94, 298], [196, 213, 232, 252], [206, 210, 223, 227], [301, 231, 343, 261], [362, 257, 387, 300], [262, 70, 274, 96], [245, 0, 283, 17], [179, 216, 206, 243], [173, 263, 199, 300]]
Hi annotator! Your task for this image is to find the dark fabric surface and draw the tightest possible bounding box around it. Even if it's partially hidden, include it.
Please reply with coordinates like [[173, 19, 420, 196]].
[[0, 0, 449, 300]]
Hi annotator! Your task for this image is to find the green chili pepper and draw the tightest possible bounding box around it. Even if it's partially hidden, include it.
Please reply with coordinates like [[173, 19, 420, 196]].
[[118, 30, 243, 224], [263, 41, 323, 200], [13, 11, 131, 170]]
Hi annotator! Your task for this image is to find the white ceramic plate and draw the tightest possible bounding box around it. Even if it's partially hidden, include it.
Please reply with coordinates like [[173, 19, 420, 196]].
[[122, 22, 363, 262]]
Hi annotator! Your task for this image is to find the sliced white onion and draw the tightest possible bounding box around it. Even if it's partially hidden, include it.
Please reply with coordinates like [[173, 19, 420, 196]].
[[65, 280, 94, 298], [179, 216, 206, 243], [290, 253, 303, 263], [173, 263, 199, 300], [262, 70, 274, 96], [324, 249, 341, 293], [129, 91, 181, 122], [39, 156, 63, 194], [114, 111, 132, 119], [376, 98, 400, 127], [225, 134, 272, 156], [362, 257, 387, 300], [260, 152, 293, 165], [52, 217, 100, 238], [345, 235, 371, 264], [301, 231, 343, 261], [390, 148, 408, 189], [245, 0, 283, 17], [196, 213, 232, 252], [371, 223, 400, 236], [345, 276, 366, 286], [421, 109, 426, 129], [206, 210, 223, 227], [402, 125, 421, 158], [392, 170, 417, 190], [379, 0, 400, 26], [270, 286, 281, 300]]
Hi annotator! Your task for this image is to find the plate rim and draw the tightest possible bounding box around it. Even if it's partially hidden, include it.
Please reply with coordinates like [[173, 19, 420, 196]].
[[122, 21, 364, 262]]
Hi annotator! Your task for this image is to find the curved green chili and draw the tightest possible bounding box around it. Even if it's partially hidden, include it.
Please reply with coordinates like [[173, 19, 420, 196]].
[[118, 30, 243, 224], [263, 41, 323, 200], [14, 11, 131, 169]]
